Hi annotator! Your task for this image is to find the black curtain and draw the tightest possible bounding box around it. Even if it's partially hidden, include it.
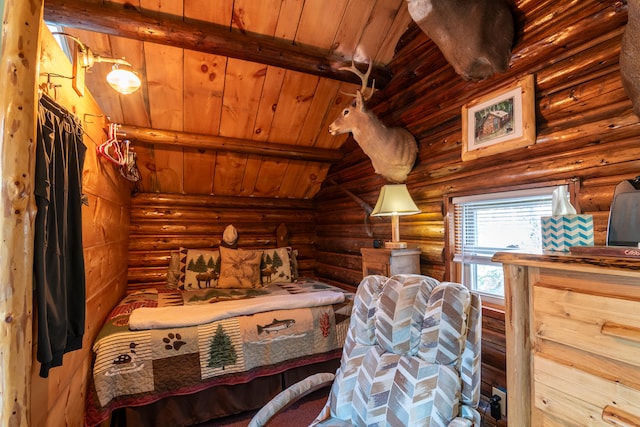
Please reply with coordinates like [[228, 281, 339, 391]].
[[34, 93, 87, 378]]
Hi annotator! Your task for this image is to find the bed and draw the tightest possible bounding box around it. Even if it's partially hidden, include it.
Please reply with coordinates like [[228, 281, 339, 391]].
[[85, 231, 354, 427]]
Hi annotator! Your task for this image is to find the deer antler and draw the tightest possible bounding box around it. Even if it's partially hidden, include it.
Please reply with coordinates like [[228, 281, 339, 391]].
[[339, 59, 376, 101]]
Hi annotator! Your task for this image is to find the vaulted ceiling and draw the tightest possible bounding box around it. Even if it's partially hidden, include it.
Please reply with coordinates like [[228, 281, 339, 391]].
[[44, 0, 414, 198]]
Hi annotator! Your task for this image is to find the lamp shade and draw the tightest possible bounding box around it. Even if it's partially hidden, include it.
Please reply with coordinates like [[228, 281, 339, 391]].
[[106, 65, 141, 94], [371, 184, 421, 217]]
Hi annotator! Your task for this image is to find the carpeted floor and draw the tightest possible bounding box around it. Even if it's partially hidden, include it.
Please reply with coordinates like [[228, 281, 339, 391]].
[[194, 387, 330, 427]]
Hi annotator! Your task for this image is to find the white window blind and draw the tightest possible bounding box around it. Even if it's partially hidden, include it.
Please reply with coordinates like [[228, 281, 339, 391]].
[[452, 187, 558, 299]]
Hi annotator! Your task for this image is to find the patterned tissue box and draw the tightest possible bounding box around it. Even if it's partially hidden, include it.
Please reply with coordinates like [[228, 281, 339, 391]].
[[541, 214, 594, 251]]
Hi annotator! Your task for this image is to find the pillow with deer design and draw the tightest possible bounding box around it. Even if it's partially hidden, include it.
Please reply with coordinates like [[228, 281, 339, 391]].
[[218, 247, 264, 288], [179, 248, 221, 290], [260, 247, 293, 284]]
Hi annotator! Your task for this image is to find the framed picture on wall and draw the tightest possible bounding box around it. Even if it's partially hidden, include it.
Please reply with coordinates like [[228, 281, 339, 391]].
[[461, 74, 536, 161]]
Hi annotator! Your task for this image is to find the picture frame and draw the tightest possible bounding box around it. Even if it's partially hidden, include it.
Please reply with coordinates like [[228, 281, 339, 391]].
[[461, 74, 536, 161]]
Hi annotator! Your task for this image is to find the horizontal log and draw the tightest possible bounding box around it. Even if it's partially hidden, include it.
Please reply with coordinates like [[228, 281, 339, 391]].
[[482, 339, 508, 368], [538, 70, 626, 122], [315, 237, 379, 255], [315, 251, 362, 272], [129, 221, 317, 238], [422, 264, 445, 281], [128, 268, 167, 283], [129, 234, 317, 251], [483, 312, 506, 333], [128, 251, 173, 267], [423, 125, 640, 189], [481, 363, 508, 393], [512, 4, 627, 79], [130, 208, 315, 223], [129, 223, 227, 236], [314, 263, 363, 288], [581, 173, 640, 188], [576, 184, 618, 212], [43, 0, 392, 87], [313, 207, 378, 224], [119, 126, 343, 163], [131, 192, 314, 210], [316, 221, 444, 240], [314, 201, 443, 225]]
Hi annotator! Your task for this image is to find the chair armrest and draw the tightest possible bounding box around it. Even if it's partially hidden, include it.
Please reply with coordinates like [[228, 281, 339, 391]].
[[248, 372, 335, 427], [448, 418, 473, 427], [447, 404, 482, 427]]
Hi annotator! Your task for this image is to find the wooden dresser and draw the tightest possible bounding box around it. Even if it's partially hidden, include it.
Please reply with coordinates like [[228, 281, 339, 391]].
[[492, 251, 640, 427], [360, 247, 420, 277]]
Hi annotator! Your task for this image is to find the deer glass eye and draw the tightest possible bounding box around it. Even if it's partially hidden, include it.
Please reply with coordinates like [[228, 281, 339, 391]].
[[343, 109, 349, 116]]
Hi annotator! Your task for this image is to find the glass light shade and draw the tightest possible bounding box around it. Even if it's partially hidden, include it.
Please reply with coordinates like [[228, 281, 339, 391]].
[[371, 184, 421, 217], [371, 184, 420, 249], [106, 66, 141, 94]]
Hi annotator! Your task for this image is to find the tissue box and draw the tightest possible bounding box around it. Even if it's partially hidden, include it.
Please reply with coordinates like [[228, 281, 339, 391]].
[[541, 214, 594, 251]]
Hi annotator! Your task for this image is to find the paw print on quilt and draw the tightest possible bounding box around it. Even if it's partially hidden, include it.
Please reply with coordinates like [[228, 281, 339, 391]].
[[162, 332, 187, 351], [151, 327, 198, 358]]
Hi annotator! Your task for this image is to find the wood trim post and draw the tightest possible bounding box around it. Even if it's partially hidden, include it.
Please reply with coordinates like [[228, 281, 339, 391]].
[[502, 262, 532, 427], [0, 1, 43, 426]]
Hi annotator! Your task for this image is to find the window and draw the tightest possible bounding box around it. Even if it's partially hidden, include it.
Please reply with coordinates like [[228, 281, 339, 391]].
[[46, 24, 73, 60], [452, 186, 560, 304]]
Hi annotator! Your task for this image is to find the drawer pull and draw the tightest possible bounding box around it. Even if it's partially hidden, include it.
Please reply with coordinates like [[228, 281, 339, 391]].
[[602, 405, 640, 427], [600, 321, 640, 344]]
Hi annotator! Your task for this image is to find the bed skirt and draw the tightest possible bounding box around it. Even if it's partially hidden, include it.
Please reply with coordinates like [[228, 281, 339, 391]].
[[108, 358, 339, 427]]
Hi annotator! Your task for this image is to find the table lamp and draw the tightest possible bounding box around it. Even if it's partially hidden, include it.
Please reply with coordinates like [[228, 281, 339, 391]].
[[371, 184, 421, 249]]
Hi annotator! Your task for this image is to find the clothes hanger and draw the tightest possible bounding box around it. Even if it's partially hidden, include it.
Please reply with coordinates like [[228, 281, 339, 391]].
[[119, 139, 141, 182], [97, 123, 125, 166]]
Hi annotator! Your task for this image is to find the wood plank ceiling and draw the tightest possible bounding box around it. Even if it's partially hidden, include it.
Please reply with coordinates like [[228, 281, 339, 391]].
[[43, 0, 413, 198]]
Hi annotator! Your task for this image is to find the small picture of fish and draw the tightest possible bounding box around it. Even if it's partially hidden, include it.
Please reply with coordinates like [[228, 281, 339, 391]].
[[257, 318, 295, 334]]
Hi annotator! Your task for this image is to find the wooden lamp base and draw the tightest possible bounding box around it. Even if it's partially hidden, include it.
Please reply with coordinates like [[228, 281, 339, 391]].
[[384, 241, 407, 249], [385, 214, 407, 249]]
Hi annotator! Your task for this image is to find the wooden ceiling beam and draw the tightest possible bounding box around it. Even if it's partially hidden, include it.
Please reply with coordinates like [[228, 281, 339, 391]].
[[118, 125, 343, 163], [43, 0, 392, 87]]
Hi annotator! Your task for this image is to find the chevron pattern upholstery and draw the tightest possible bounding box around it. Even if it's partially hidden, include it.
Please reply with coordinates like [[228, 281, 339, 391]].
[[312, 274, 482, 427]]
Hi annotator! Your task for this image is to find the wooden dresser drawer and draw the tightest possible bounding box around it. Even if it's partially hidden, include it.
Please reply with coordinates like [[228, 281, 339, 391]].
[[533, 285, 640, 369], [493, 251, 640, 426], [534, 356, 640, 426]]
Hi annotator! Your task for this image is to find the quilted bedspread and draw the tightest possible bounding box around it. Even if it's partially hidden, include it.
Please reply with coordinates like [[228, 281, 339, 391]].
[[85, 279, 353, 426]]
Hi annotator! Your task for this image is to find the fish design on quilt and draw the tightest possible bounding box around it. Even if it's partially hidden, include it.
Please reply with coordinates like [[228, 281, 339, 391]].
[[106, 342, 145, 376], [257, 318, 295, 334]]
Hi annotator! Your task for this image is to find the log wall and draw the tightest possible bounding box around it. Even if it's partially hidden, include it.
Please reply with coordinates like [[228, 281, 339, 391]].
[[314, 1, 639, 426], [30, 26, 132, 427], [127, 193, 318, 291]]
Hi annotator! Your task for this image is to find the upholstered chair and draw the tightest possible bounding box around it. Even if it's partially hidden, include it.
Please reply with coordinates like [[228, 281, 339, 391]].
[[249, 274, 482, 427]]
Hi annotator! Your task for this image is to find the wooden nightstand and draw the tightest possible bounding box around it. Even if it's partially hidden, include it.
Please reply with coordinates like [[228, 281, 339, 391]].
[[360, 247, 421, 277]]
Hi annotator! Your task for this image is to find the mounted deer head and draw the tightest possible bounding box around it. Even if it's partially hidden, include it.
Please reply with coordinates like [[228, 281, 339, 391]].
[[621, 0, 640, 117], [329, 61, 418, 183], [406, 0, 514, 81]]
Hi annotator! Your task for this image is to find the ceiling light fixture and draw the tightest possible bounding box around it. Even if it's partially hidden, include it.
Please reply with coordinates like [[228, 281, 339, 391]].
[[52, 32, 141, 96], [105, 64, 142, 95]]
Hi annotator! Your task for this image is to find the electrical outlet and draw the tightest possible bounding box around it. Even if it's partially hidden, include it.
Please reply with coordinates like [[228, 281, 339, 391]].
[[492, 386, 507, 418]]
